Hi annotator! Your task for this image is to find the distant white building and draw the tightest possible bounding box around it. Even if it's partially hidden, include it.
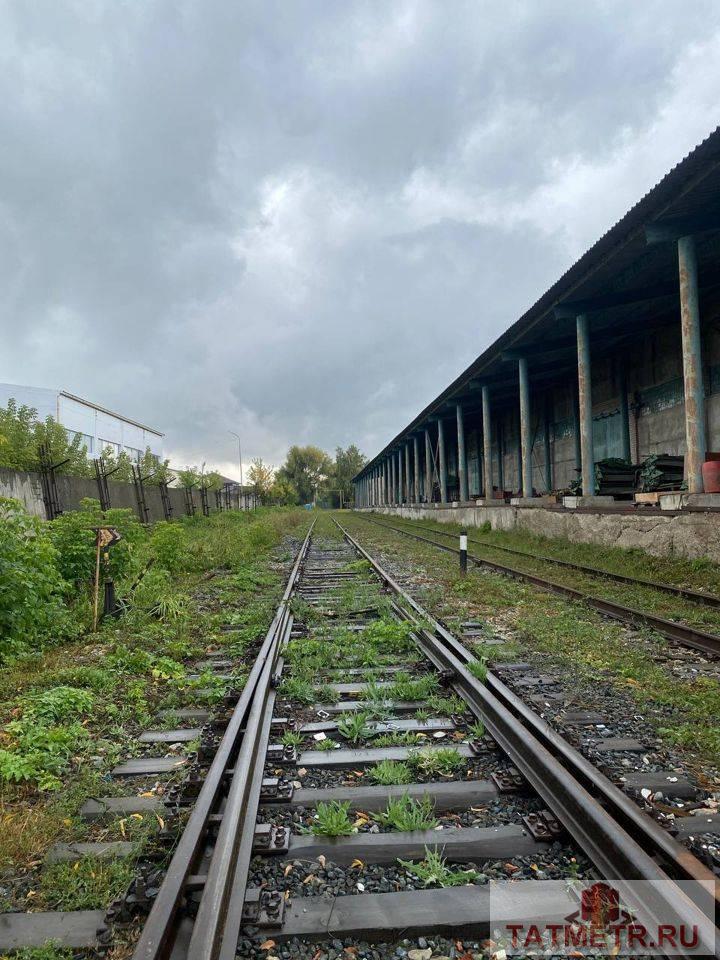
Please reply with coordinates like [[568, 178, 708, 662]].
[[0, 382, 163, 462]]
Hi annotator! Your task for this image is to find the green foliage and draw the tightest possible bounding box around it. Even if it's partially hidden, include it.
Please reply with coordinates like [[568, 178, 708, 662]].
[[8, 946, 76, 960], [149, 521, 190, 574], [22, 686, 95, 723], [389, 671, 439, 702], [408, 747, 464, 777], [467, 719, 486, 739], [40, 855, 135, 909], [468, 658, 488, 684], [281, 730, 303, 748], [0, 719, 89, 790], [276, 445, 334, 505], [310, 800, 354, 837], [177, 467, 202, 489], [399, 847, 480, 887], [336, 710, 373, 744], [248, 457, 275, 503], [368, 760, 414, 785], [280, 676, 316, 704], [377, 794, 437, 831], [334, 445, 367, 504], [0, 400, 91, 475], [0, 498, 76, 661], [315, 736, 336, 751], [48, 498, 144, 584]]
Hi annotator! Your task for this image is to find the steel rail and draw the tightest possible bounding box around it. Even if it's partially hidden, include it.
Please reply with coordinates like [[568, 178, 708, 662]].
[[365, 513, 720, 608], [353, 513, 720, 657], [131, 519, 315, 960], [335, 518, 718, 957]]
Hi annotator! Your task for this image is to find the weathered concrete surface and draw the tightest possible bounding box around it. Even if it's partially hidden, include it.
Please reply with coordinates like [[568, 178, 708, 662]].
[[356, 505, 720, 565], [0, 467, 188, 521]]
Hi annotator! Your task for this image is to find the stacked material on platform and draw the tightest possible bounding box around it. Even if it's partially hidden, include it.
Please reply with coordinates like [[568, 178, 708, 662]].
[[639, 454, 685, 492], [593, 458, 638, 499], [568, 459, 636, 497]]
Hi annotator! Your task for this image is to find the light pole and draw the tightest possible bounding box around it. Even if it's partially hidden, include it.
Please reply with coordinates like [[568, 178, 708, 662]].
[[228, 431, 243, 506]]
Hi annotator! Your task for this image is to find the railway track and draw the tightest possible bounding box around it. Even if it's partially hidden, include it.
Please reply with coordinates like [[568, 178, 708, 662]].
[[5, 518, 717, 958], [353, 513, 720, 659]]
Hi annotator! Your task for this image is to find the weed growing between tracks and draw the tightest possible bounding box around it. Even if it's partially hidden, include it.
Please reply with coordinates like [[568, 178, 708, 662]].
[[0, 507, 309, 909], [340, 513, 720, 768]]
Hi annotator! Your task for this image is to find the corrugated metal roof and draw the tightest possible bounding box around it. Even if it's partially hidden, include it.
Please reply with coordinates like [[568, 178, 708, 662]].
[[357, 125, 720, 479]]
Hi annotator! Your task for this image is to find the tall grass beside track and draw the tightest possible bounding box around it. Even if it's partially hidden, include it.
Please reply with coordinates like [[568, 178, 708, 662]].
[[0, 502, 308, 900]]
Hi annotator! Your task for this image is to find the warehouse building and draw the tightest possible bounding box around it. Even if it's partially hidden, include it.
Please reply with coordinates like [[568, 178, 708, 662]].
[[353, 127, 720, 556], [0, 382, 163, 461]]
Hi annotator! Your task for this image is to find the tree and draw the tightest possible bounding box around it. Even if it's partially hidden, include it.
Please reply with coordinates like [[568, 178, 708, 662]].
[[334, 445, 366, 503], [276, 445, 333, 505], [248, 457, 274, 502], [268, 475, 299, 505], [177, 466, 202, 489], [0, 400, 92, 475], [203, 470, 223, 491]]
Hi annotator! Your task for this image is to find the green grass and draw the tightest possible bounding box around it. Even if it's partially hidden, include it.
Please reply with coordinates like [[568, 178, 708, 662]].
[[0, 507, 311, 899], [337, 711, 373, 744], [398, 847, 480, 887], [407, 747, 464, 777], [341, 513, 720, 767], [368, 759, 414, 785], [310, 800, 355, 836], [377, 794, 437, 831], [38, 855, 135, 910]]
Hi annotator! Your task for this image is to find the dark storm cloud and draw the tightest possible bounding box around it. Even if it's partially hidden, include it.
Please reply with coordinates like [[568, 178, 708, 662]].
[[1, 0, 719, 475]]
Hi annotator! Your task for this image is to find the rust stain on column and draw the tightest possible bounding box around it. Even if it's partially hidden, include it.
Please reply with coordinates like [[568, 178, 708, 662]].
[[678, 235, 706, 494]]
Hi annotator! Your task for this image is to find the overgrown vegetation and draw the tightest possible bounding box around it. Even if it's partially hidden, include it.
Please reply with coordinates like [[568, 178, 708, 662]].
[[309, 800, 355, 837], [0, 505, 308, 892], [0, 398, 170, 483], [343, 513, 720, 767], [399, 847, 480, 887], [377, 794, 437, 831]]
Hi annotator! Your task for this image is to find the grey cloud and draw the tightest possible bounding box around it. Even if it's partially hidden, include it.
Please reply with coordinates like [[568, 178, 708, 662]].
[[1, 0, 719, 475]]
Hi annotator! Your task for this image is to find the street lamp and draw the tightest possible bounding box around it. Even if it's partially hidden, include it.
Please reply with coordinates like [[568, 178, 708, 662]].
[[228, 430, 243, 500]]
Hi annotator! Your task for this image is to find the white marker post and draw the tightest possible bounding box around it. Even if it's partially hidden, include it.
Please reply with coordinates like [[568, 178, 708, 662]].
[[459, 530, 468, 576]]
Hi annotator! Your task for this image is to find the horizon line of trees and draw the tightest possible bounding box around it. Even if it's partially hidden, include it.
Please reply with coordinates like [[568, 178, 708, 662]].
[[0, 399, 366, 503], [249, 444, 366, 506], [0, 399, 230, 490]]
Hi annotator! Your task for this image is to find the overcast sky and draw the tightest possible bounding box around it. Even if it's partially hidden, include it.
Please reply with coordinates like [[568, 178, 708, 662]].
[[2, 2, 719, 478]]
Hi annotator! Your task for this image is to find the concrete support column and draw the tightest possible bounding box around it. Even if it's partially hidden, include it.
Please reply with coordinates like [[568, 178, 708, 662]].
[[678, 235, 706, 493], [404, 443, 411, 504], [424, 429, 433, 502], [619, 361, 631, 463], [397, 449, 404, 504], [572, 384, 582, 476], [482, 385, 492, 500], [497, 421, 504, 493], [383, 459, 389, 504], [413, 436, 420, 502], [437, 419, 448, 503], [456, 403, 468, 502], [518, 356, 532, 497], [390, 455, 396, 505], [543, 394, 553, 494], [576, 313, 595, 496]]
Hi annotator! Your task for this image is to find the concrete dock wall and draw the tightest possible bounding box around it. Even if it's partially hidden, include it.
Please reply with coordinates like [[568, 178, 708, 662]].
[[356, 504, 720, 565]]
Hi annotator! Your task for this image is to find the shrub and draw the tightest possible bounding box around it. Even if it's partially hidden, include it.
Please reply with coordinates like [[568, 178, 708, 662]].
[[48, 499, 144, 585], [0, 719, 89, 791], [149, 522, 190, 574], [0, 498, 75, 661], [22, 686, 95, 723]]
